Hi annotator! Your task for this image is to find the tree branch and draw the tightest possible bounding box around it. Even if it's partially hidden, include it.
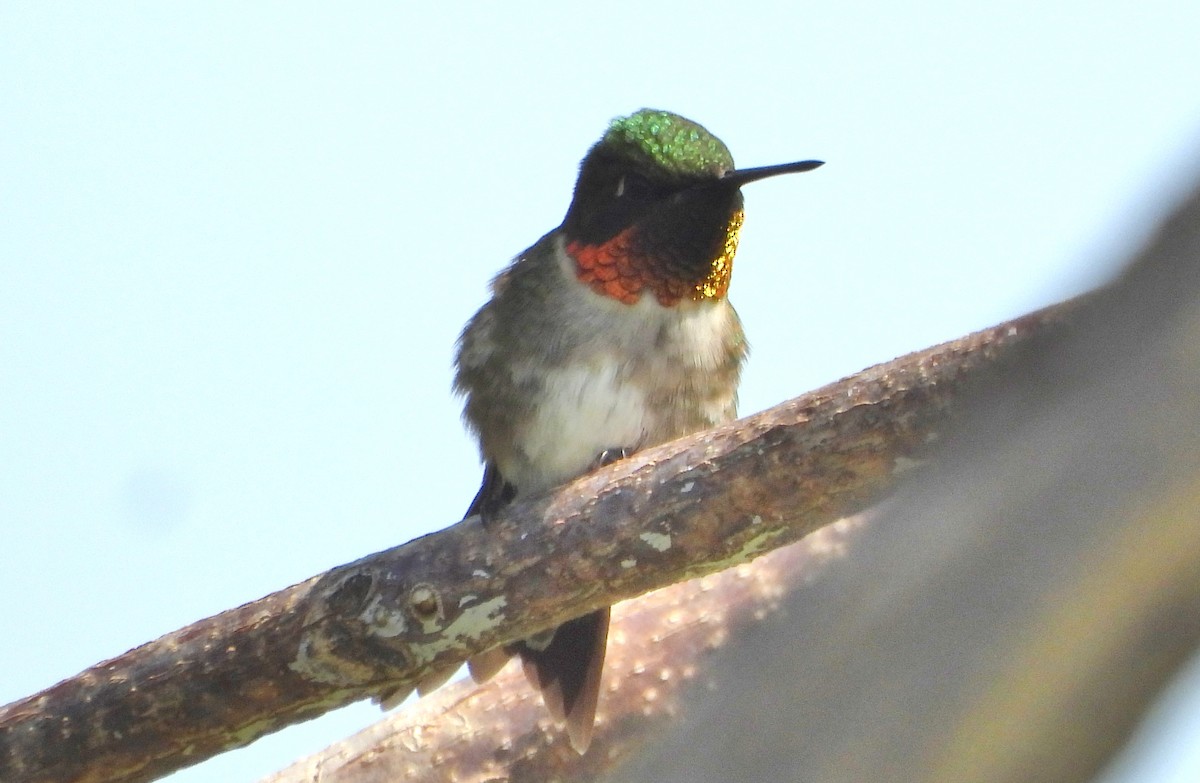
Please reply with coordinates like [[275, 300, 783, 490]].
[[0, 300, 1075, 783], [267, 172, 1200, 782], [263, 520, 867, 783]]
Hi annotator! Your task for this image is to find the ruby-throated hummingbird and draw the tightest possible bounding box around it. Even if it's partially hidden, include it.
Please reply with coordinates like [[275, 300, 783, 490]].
[[454, 108, 822, 752]]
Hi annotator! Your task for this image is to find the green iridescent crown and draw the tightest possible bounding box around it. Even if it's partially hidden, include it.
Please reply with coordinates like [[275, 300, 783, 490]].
[[602, 109, 734, 177]]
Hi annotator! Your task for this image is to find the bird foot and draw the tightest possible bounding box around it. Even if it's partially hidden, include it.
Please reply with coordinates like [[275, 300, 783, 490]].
[[592, 447, 633, 469]]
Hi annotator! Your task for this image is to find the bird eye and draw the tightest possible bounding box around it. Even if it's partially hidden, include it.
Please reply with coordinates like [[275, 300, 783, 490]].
[[615, 173, 654, 201]]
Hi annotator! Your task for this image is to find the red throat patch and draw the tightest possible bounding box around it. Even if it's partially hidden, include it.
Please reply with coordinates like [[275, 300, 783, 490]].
[[566, 210, 744, 307]]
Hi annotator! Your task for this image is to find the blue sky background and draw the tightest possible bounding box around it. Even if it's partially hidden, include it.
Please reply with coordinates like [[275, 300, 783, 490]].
[[2, 3, 1199, 781]]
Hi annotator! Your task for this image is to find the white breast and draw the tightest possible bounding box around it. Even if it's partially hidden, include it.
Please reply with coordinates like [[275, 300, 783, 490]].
[[506, 245, 739, 492], [514, 358, 652, 492], [460, 233, 743, 496]]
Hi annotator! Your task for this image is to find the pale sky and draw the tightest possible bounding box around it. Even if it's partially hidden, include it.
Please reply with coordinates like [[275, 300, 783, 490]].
[[3, 3, 1199, 781]]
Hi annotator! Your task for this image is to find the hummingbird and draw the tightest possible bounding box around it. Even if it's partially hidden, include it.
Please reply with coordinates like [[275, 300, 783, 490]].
[[454, 108, 822, 752]]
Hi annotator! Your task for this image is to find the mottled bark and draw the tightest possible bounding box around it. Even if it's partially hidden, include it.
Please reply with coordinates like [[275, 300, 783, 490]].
[[0, 301, 1073, 783], [262, 522, 866, 783]]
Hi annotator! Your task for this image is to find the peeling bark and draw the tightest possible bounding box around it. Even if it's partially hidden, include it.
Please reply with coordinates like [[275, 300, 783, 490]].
[[263, 521, 865, 783]]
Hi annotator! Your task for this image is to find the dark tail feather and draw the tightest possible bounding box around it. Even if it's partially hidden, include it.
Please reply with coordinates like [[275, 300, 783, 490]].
[[467, 465, 610, 751], [515, 608, 611, 753]]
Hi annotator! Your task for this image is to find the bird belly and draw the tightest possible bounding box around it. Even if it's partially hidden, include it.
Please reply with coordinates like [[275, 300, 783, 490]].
[[505, 358, 651, 494]]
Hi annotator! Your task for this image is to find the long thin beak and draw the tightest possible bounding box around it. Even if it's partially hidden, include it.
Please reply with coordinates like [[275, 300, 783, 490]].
[[721, 159, 824, 187]]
